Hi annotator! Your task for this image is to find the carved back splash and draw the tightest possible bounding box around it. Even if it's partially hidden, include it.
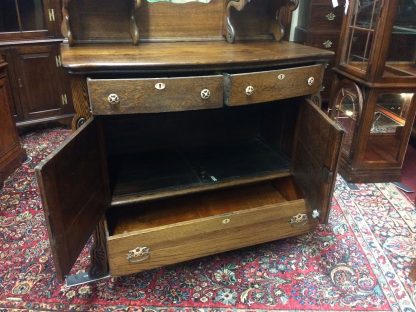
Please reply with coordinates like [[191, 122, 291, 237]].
[[61, 0, 298, 45]]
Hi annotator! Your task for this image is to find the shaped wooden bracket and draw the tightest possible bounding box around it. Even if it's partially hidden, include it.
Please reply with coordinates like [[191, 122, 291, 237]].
[[131, 0, 142, 45], [61, 0, 74, 46], [224, 0, 300, 43], [224, 0, 251, 43], [269, 0, 299, 41]]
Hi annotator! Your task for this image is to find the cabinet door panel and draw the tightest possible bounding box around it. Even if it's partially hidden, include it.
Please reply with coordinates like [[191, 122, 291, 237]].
[[292, 99, 344, 223], [35, 118, 110, 281], [13, 44, 69, 121]]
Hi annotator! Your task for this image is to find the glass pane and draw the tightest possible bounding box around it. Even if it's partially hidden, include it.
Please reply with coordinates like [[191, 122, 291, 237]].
[[18, 0, 45, 31], [355, 0, 382, 29], [346, 29, 374, 72], [0, 0, 20, 32], [334, 87, 361, 155], [364, 93, 414, 162], [383, 0, 416, 78]]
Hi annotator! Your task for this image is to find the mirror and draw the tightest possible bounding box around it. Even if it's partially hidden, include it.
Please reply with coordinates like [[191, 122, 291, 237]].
[[147, 0, 211, 3]]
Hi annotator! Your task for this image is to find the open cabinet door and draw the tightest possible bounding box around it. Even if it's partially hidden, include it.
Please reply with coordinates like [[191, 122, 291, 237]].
[[293, 99, 344, 223], [35, 118, 110, 281]]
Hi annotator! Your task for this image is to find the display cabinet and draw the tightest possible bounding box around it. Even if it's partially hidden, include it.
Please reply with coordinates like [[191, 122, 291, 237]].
[[0, 0, 74, 128], [0, 56, 26, 187], [329, 0, 416, 182]]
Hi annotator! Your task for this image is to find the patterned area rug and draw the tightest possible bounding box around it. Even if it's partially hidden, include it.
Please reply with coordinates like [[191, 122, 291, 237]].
[[0, 128, 415, 311]]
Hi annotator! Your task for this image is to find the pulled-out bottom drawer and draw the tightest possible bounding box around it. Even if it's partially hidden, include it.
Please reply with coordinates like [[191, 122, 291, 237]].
[[105, 177, 316, 276]]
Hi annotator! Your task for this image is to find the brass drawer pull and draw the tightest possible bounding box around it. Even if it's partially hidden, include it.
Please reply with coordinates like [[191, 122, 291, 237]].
[[245, 85, 255, 96], [127, 246, 150, 263], [289, 213, 308, 226], [307, 77, 315, 86], [322, 40, 333, 49], [200, 88, 211, 100], [107, 93, 120, 105], [325, 12, 336, 21]]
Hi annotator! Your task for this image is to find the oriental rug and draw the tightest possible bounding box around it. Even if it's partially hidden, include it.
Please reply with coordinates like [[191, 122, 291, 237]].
[[0, 127, 415, 311]]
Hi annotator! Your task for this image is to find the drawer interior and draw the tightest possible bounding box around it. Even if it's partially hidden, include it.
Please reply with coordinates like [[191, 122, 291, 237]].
[[106, 176, 304, 237], [102, 99, 300, 206]]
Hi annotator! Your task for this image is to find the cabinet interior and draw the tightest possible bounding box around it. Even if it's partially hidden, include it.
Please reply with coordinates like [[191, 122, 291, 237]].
[[106, 176, 303, 237], [101, 99, 300, 207]]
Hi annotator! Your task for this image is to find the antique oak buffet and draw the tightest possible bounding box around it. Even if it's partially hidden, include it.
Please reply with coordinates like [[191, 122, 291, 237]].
[[35, 0, 344, 284]]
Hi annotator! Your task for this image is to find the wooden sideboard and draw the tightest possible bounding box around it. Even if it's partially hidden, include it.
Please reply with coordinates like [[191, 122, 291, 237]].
[[35, 0, 344, 284], [0, 57, 26, 187]]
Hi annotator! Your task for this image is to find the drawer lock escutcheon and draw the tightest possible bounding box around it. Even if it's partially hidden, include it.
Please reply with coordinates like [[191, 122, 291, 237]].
[[155, 82, 166, 90], [277, 74, 285, 80], [222, 218, 231, 224], [289, 213, 308, 227], [245, 86, 255, 96], [200, 88, 211, 100], [107, 93, 120, 105], [307, 77, 315, 86], [127, 246, 150, 263]]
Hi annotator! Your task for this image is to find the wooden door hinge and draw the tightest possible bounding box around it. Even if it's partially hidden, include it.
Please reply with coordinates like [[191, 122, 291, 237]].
[[55, 55, 62, 67], [61, 94, 68, 106], [48, 8, 56, 22]]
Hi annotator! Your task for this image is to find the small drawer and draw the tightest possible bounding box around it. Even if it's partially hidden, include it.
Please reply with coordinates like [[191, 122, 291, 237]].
[[309, 5, 344, 30], [224, 64, 324, 106], [105, 178, 316, 276], [305, 33, 340, 52], [87, 75, 223, 115]]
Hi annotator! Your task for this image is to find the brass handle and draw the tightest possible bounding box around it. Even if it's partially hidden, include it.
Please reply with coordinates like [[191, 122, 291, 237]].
[[200, 88, 211, 100], [325, 12, 336, 21], [245, 85, 255, 96], [289, 213, 308, 227], [322, 40, 333, 49], [127, 246, 150, 263], [107, 93, 120, 105], [307, 77, 315, 86]]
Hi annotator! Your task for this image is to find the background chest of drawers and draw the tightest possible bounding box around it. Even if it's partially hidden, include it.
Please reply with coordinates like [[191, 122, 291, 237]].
[[294, 0, 345, 103]]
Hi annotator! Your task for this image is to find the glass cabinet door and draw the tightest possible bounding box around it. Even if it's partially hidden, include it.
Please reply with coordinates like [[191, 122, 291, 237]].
[[0, 0, 46, 34], [342, 0, 382, 73], [383, 0, 416, 79], [364, 92, 415, 163], [333, 80, 363, 156]]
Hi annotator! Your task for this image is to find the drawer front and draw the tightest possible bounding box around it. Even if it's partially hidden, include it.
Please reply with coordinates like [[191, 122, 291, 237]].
[[107, 200, 315, 276], [88, 75, 223, 114], [305, 33, 340, 52], [309, 5, 344, 30], [225, 65, 324, 106]]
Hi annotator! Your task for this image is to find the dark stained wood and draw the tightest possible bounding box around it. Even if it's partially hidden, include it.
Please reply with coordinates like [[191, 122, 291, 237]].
[[60, 41, 334, 72], [88, 75, 223, 114], [0, 58, 26, 187], [35, 118, 110, 281], [88, 218, 109, 278], [106, 178, 316, 276], [40, 0, 343, 280], [70, 75, 90, 130], [225, 64, 324, 106], [292, 99, 344, 223], [12, 44, 73, 123]]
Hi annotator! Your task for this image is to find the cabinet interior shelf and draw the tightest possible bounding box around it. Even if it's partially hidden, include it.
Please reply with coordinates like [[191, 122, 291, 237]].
[[109, 137, 291, 206]]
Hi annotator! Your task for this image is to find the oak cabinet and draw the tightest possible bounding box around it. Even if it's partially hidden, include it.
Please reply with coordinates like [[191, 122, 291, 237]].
[[0, 57, 26, 187], [0, 0, 74, 128], [34, 0, 344, 285]]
